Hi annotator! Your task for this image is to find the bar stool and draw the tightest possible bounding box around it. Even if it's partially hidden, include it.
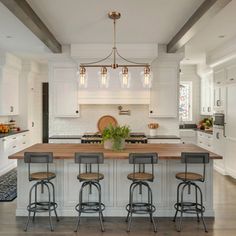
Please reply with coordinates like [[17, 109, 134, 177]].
[[173, 152, 209, 232], [74, 152, 105, 232], [24, 152, 59, 231], [126, 153, 158, 232]]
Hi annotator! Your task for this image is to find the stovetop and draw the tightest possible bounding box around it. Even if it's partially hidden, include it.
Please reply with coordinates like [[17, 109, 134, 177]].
[[81, 132, 147, 143]]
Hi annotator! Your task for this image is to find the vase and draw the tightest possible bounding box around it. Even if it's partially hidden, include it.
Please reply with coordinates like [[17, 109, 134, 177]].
[[104, 138, 126, 150], [149, 129, 157, 137]]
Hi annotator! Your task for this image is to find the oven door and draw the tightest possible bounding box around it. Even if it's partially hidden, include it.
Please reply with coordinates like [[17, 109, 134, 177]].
[[213, 113, 225, 126]]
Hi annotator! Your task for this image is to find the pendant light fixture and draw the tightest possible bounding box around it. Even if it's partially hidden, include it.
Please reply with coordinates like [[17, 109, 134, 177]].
[[79, 11, 152, 88]]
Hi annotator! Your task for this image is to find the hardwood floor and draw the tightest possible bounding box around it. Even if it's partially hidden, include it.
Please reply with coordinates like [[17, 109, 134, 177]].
[[0, 171, 236, 236]]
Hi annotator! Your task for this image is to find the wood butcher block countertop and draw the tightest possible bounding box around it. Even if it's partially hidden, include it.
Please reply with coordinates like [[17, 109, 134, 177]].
[[9, 143, 222, 160]]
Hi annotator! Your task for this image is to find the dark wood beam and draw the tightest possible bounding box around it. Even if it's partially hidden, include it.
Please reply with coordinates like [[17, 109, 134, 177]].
[[0, 0, 62, 53], [167, 0, 232, 53]]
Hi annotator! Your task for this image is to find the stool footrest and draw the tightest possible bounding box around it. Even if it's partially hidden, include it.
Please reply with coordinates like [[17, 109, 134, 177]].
[[75, 202, 105, 213], [126, 202, 156, 214], [27, 201, 58, 213], [174, 202, 205, 214]]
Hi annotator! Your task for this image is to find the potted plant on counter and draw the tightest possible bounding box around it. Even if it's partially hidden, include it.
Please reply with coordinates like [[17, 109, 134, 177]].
[[102, 124, 130, 151]]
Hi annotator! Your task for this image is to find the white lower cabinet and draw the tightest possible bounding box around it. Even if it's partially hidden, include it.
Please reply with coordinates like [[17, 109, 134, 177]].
[[0, 131, 29, 176], [179, 129, 197, 144], [197, 131, 213, 151]]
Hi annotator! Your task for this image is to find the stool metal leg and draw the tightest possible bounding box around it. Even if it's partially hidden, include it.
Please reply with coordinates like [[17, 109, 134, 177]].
[[195, 184, 200, 222], [173, 182, 184, 222], [96, 182, 105, 232], [44, 183, 54, 231], [127, 182, 137, 232], [196, 184, 208, 232], [32, 183, 38, 222], [48, 181, 59, 222], [74, 182, 85, 232], [146, 183, 157, 232], [126, 182, 135, 223], [24, 182, 37, 231], [177, 183, 188, 232]]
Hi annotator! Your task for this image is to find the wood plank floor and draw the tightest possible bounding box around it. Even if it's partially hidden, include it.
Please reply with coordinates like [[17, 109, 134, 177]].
[[0, 171, 236, 236]]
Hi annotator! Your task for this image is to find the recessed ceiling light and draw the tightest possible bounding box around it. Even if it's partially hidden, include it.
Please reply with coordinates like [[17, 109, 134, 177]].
[[218, 35, 225, 38]]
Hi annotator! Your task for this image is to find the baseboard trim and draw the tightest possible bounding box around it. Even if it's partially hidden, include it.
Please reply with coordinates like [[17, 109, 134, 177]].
[[0, 162, 17, 176], [214, 165, 226, 175]]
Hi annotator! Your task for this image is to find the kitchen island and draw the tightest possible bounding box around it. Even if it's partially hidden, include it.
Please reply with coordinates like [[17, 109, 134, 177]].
[[9, 143, 222, 217]]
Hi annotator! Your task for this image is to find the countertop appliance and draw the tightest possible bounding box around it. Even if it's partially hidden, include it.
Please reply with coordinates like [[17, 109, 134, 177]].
[[81, 132, 148, 144]]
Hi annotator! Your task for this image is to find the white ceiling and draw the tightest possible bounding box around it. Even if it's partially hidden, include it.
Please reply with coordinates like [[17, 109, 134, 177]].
[[0, 2, 49, 54], [183, 0, 236, 64], [26, 0, 204, 44]]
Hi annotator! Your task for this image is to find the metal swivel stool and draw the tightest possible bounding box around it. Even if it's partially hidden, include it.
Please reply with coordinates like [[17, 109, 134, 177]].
[[24, 152, 59, 231], [126, 153, 158, 232], [74, 152, 105, 232], [173, 152, 209, 232]]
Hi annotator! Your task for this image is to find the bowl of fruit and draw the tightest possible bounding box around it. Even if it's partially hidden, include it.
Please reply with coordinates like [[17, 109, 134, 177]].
[[0, 124, 10, 133]]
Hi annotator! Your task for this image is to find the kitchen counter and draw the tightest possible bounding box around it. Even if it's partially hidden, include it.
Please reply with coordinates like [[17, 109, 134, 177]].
[[0, 130, 29, 139], [146, 135, 180, 139], [10, 143, 220, 217], [9, 143, 221, 160], [49, 134, 181, 140], [49, 135, 82, 139]]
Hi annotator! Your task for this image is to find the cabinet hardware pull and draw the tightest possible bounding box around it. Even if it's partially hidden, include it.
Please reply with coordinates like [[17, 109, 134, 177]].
[[12, 137, 16, 140], [22, 142, 26, 144], [216, 132, 220, 139], [2, 139, 6, 142], [10, 106, 14, 112], [13, 145, 16, 148], [230, 78, 234, 81], [216, 100, 221, 106], [217, 81, 221, 84], [76, 110, 79, 114], [150, 110, 153, 113]]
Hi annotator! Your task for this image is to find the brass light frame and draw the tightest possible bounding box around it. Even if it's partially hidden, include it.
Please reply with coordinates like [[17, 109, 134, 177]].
[[80, 11, 150, 72]]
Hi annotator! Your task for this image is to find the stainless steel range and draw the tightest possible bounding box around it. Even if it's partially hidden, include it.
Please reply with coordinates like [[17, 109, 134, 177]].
[[81, 132, 147, 144]]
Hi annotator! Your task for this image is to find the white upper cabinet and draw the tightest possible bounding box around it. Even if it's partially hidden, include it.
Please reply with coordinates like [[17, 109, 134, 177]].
[[52, 67, 80, 117], [201, 74, 213, 115], [149, 66, 178, 118], [0, 68, 19, 116]]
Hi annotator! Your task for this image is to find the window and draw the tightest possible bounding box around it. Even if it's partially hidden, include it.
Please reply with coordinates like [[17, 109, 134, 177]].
[[179, 81, 192, 122]]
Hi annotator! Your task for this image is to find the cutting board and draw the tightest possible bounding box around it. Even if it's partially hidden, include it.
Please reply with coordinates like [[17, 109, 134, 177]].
[[97, 115, 118, 133]]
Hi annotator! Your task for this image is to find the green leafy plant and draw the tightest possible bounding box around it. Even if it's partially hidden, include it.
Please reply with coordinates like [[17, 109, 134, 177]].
[[102, 124, 131, 150]]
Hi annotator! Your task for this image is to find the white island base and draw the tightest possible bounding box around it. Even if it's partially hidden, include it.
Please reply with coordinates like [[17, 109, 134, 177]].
[[16, 159, 214, 217]]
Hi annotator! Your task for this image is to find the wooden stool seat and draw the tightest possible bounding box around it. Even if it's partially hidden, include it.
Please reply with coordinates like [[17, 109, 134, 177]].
[[175, 172, 203, 181], [78, 172, 104, 181], [127, 172, 154, 181], [30, 172, 56, 181]]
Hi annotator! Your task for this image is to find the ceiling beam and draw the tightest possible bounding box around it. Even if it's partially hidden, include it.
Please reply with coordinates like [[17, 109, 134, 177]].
[[167, 0, 232, 53], [0, 0, 62, 53]]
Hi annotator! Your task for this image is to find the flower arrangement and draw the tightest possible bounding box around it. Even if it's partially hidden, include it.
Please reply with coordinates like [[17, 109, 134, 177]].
[[102, 124, 131, 151]]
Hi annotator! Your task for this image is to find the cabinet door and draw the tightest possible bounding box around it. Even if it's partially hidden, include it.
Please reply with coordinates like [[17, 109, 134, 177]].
[[149, 67, 177, 117], [53, 67, 79, 117], [0, 69, 19, 115], [201, 78, 207, 115]]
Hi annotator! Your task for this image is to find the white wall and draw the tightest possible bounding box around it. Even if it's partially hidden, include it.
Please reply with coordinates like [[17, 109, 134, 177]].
[[49, 104, 179, 136], [180, 65, 201, 124]]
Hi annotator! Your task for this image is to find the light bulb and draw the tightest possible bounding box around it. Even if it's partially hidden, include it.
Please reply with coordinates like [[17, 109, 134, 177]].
[[119, 67, 131, 88], [99, 67, 109, 88], [141, 66, 152, 88], [79, 67, 88, 88]]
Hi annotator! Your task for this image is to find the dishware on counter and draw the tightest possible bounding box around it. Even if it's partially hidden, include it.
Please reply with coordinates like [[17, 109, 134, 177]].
[[97, 115, 118, 133], [148, 123, 159, 136]]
